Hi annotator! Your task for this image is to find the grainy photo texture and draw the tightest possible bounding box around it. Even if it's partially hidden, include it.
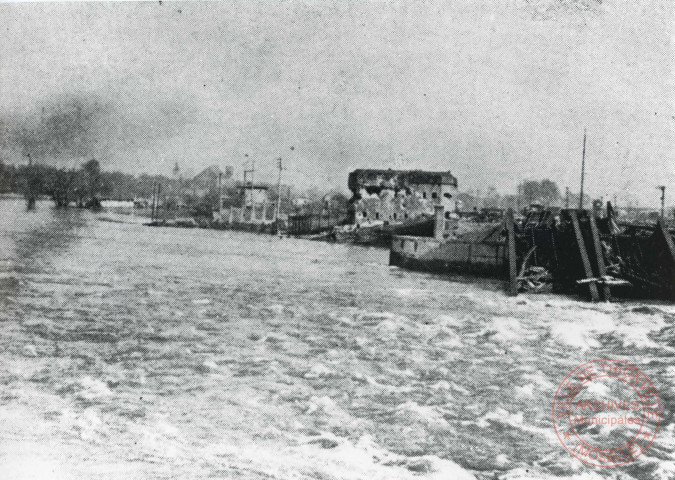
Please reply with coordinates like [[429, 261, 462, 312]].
[[0, 1, 674, 479]]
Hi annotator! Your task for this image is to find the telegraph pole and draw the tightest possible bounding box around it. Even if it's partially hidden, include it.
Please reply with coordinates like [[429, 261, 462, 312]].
[[276, 157, 283, 226], [243, 154, 255, 207], [658, 185, 666, 220], [218, 172, 222, 216], [250, 157, 255, 207], [579, 129, 587, 209]]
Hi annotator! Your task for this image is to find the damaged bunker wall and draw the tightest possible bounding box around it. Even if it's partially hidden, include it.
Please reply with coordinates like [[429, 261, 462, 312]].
[[347, 169, 458, 225]]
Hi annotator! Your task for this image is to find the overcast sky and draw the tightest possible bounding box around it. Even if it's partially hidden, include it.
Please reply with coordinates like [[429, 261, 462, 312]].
[[0, 0, 673, 204]]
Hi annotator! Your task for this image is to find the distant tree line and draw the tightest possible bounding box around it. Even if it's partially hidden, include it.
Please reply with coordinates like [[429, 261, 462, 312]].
[[0, 159, 352, 217], [518, 179, 561, 206], [0, 158, 182, 208], [456, 179, 592, 211]]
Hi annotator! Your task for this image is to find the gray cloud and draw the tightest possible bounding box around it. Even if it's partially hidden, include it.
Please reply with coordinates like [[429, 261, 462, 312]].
[[0, 0, 672, 204], [2, 94, 111, 163]]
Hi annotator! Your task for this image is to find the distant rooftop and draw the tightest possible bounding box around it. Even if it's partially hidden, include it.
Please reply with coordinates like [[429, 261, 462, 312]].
[[193, 165, 234, 183]]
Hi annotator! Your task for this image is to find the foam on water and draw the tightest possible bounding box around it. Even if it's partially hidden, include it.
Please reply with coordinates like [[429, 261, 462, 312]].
[[0, 201, 673, 480]]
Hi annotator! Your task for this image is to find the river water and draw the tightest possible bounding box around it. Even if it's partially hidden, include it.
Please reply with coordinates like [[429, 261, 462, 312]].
[[0, 199, 673, 480]]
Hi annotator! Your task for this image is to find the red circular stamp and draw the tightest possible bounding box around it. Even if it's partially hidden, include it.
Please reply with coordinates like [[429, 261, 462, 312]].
[[552, 359, 661, 467]]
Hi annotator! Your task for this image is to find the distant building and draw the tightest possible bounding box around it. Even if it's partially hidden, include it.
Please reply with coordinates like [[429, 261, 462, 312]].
[[347, 169, 458, 225], [237, 182, 270, 207]]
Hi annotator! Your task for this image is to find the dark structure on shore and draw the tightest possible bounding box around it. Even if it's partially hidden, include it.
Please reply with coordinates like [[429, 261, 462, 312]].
[[391, 203, 675, 302], [347, 169, 458, 225]]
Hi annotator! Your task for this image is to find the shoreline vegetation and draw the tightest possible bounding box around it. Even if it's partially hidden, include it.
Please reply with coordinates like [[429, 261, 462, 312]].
[[0, 159, 349, 220], [0, 158, 140, 210]]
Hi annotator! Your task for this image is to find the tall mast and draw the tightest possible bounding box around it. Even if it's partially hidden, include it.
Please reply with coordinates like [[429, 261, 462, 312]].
[[579, 129, 586, 209], [276, 157, 282, 224]]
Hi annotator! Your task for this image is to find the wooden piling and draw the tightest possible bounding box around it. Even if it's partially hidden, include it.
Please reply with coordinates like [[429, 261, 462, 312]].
[[570, 210, 599, 301], [588, 213, 611, 301], [506, 208, 518, 296], [434, 205, 445, 240]]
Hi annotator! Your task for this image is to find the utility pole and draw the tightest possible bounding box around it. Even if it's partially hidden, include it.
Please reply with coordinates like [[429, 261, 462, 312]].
[[243, 154, 254, 208], [243, 154, 255, 208], [276, 157, 283, 227], [151, 183, 156, 222], [579, 129, 587, 209], [218, 172, 223, 216], [250, 157, 254, 208], [658, 185, 666, 220]]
